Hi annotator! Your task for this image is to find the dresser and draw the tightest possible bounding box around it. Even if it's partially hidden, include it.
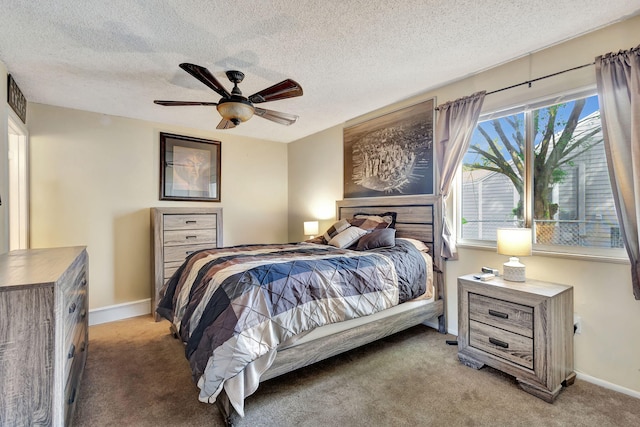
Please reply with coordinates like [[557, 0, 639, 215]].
[[0, 246, 89, 426], [457, 274, 575, 402], [151, 207, 223, 320]]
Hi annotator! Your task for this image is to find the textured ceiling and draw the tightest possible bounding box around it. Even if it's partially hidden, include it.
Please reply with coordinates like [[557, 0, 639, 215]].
[[1, 1, 639, 143]]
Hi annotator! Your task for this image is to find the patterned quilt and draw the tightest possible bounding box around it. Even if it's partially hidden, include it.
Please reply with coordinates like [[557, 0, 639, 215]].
[[157, 240, 427, 415]]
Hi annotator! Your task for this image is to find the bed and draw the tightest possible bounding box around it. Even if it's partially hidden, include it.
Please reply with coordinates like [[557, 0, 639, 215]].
[[156, 195, 445, 425]]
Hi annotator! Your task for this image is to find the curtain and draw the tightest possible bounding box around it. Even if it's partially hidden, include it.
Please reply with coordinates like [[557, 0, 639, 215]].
[[595, 45, 640, 299], [435, 91, 486, 260]]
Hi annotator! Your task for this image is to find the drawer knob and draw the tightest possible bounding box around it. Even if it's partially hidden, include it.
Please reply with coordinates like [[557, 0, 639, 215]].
[[488, 309, 508, 319], [186, 250, 195, 255], [185, 220, 197, 224], [186, 235, 197, 239], [69, 302, 77, 314], [489, 337, 509, 349], [68, 387, 76, 405], [68, 343, 76, 359]]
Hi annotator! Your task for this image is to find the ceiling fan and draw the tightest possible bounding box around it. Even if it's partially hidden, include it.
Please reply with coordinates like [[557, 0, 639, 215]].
[[154, 63, 303, 130]]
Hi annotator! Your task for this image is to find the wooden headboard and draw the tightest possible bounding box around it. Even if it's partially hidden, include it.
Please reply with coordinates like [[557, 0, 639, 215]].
[[336, 195, 439, 255], [336, 194, 444, 303]]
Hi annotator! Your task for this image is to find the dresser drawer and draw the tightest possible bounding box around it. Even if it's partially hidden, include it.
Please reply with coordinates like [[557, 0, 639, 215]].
[[64, 288, 87, 347], [164, 264, 181, 283], [64, 328, 87, 426], [64, 322, 87, 382], [469, 319, 533, 369], [164, 243, 216, 264], [164, 214, 217, 231], [164, 228, 217, 247], [469, 293, 533, 338]]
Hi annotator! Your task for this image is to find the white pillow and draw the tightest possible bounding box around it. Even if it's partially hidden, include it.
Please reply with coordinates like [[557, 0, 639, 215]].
[[328, 227, 367, 248]]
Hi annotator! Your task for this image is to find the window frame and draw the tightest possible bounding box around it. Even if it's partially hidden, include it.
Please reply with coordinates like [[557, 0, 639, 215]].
[[456, 86, 628, 261]]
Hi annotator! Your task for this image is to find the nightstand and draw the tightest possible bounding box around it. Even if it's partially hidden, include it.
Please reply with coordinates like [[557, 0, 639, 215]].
[[457, 274, 575, 403]]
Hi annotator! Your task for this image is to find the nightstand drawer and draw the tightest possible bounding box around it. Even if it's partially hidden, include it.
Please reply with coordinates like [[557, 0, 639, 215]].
[[469, 320, 533, 369], [469, 293, 533, 338]]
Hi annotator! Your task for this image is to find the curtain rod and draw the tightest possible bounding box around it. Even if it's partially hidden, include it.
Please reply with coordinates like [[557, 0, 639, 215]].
[[485, 61, 595, 95], [435, 61, 595, 110]]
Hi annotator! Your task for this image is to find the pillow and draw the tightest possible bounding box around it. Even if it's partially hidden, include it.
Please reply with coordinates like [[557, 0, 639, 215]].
[[356, 228, 396, 251], [397, 237, 430, 253], [322, 219, 351, 242], [328, 227, 367, 249], [351, 211, 397, 229]]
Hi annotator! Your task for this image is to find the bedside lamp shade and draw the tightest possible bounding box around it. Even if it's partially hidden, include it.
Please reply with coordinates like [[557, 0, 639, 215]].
[[497, 228, 532, 282], [304, 221, 319, 238]]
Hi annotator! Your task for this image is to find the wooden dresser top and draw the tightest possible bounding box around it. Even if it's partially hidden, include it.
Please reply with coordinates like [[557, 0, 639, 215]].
[[0, 246, 86, 290]]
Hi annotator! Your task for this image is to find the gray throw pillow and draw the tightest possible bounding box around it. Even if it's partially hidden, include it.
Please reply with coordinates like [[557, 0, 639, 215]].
[[356, 228, 396, 251]]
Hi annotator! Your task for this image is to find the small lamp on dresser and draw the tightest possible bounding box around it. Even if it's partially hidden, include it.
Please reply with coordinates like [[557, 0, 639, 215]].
[[304, 221, 319, 239], [497, 228, 532, 282]]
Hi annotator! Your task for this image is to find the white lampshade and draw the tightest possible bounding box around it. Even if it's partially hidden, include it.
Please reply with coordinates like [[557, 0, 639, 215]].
[[497, 228, 532, 282], [304, 221, 319, 237], [497, 228, 532, 257]]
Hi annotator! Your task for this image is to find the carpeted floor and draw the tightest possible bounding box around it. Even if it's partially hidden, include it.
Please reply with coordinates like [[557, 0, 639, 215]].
[[73, 316, 640, 426]]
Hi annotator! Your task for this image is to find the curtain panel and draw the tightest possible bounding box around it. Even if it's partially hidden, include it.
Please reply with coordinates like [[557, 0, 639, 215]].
[[595, 45, 640, 299], [435, 91, 486, 260]]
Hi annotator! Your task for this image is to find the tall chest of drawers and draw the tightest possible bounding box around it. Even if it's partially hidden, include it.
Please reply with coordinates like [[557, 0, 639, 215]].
[[0, 246, 89, 426], [457, 274, 575, 403], [151, 207, 223, 320]]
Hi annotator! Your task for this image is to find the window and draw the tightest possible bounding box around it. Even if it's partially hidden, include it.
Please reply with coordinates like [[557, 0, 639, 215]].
[[459, 91, 623, 255]]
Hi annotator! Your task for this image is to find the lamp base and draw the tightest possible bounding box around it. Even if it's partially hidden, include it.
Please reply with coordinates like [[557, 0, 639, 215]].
[[503, 257, 526, 282]]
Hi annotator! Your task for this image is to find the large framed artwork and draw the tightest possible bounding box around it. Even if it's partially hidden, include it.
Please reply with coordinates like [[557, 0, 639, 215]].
[[160, 132, 221, 202], [343, 98, 435, 198]]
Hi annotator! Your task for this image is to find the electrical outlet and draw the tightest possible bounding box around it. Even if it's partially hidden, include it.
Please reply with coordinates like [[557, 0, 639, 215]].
[[574, 314, 582, 334]]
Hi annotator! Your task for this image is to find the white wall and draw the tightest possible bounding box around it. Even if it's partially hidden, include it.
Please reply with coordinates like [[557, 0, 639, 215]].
[[29, 104, 289, 309], [287, 16, 640, 394], [0, 60, 8, 254]]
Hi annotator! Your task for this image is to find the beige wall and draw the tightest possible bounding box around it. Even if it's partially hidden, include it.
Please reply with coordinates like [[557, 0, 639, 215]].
[[29, 104, 289, 309], [0, 60, 8, 254], [288, 16, 640, 394], [288, 125, 344, 240]]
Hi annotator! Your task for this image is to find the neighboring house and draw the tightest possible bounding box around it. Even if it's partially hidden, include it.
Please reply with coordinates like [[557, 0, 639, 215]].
[[461, 112, 622, 248]]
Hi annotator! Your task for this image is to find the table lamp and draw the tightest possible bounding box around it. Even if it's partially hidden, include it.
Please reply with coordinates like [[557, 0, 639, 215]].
[[496, 228, 532, 282], [303, 221, 319, 239]]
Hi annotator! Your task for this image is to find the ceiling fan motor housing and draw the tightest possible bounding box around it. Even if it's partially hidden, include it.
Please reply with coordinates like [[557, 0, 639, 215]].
[[217, 96, 255, 124]]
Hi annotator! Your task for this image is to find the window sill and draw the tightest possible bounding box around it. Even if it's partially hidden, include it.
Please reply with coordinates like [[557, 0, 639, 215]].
[[457, 241, 630, 265]]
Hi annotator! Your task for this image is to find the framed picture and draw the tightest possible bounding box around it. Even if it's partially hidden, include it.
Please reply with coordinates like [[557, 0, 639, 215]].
[[343, 98, 435, 198], [160, 132, 221, 202]]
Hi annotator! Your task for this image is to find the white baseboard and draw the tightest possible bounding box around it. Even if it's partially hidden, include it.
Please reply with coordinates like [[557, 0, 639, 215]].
[[575, 371, 640, 399], [88, 298, 151, 326]]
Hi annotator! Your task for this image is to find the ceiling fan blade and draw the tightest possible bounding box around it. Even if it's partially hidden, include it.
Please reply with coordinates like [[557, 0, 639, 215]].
[[154, 100, 218, 106], [216, 118, 236, 130], [248, 79, 303, 103], [254, 107, 299, 126], [179, 63, 231, 98]]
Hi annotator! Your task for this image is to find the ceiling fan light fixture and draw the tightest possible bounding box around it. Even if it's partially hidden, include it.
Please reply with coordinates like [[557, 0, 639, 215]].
[[217, 98, 255, 125]]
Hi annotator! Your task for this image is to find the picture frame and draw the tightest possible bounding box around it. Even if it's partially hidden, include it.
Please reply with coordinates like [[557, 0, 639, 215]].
[[160, 132, 221, 202], [343, 98, 435, 198]]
